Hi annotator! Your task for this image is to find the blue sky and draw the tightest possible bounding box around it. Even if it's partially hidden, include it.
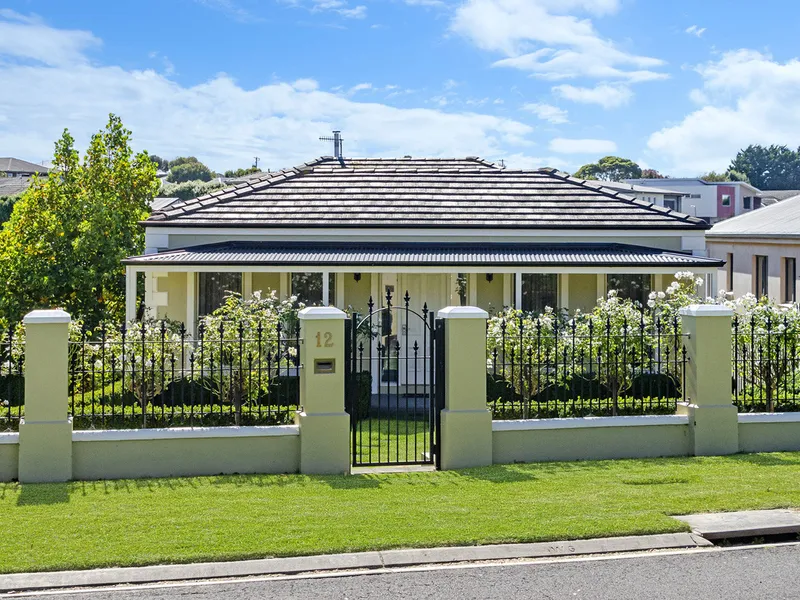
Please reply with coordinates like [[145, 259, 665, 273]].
[[2, 0, 800, 175]]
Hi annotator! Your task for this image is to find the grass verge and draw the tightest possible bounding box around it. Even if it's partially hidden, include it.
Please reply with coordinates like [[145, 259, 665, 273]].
[[1, 452, 800, 574]]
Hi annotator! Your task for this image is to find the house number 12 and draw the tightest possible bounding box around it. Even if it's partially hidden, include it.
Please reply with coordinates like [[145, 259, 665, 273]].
[[316, 332, 334, 348]]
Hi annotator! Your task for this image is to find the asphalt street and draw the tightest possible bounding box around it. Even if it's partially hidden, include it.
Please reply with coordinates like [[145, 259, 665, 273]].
[[15, 543, 800, 600]]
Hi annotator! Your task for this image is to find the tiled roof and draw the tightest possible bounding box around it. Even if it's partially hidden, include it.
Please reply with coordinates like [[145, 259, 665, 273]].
[[124, 241, 723, 268], [0, 158, 49, 174], [145, 157, 708, 230], [0, 177, 32, 196]]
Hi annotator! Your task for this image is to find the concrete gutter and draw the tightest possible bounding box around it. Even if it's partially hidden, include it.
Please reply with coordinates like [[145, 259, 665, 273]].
[[0, 533, 711, 593]]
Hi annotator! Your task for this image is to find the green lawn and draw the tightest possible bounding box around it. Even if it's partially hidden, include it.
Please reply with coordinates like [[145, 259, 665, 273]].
[[2, 453, 800, 574], [353, 416, 433, 464]]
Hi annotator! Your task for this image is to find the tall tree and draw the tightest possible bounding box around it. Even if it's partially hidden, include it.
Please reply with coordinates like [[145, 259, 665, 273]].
[[148, 154, 169, 171], [701, 170, 750, 184], [167, 161, 214, 183], [0, 114, 159, 325], [729, 145, 800, 190], [574, 156, 643, 182], [641, 168, 667, 179]]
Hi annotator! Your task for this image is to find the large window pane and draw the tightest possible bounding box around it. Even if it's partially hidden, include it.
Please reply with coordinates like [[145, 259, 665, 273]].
[[291, 273, 336, 306], [521, 274, 558, 313], [198, 272, 242, 316], [607, 274, 651, 306]]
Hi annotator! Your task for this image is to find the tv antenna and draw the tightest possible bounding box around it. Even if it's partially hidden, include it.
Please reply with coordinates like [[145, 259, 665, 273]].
[[320, 130, 344, 162]]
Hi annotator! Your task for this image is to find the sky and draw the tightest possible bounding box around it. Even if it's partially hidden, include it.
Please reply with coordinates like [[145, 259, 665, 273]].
[[2, 0, 800, 175]]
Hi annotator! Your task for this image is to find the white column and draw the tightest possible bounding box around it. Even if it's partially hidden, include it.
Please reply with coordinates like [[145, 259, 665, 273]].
[[243, 272, 253, 299], [468, 273, 478, 306], [186, 272, 196, 336], [502, 274, 512, 308], [514, 272, 523, 309], [596, 274, 606, 302], [322, 271, 330, 305], [125, 267, 137, 322], [280, 273, 289, 299], [655, 273, 664, 292], [559, 274, 570, 311]]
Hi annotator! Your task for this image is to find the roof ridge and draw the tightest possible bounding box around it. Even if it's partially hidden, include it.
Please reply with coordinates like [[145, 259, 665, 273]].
[[149, 158, 331, 221], [543, 169, 706, 227]]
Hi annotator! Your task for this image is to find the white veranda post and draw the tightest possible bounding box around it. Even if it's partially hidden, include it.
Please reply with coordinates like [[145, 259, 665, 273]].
[[125, 267, 137, 322]]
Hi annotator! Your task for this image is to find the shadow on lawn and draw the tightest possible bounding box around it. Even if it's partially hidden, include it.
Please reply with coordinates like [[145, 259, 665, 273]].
[[725, 453, 800, 467], [16, 483, 70, 505]]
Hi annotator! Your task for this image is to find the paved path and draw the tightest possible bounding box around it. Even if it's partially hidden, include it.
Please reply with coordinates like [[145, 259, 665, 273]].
[[16, 543, 800, 600]]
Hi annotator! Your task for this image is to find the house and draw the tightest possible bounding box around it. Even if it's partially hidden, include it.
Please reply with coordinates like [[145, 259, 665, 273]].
[[707, 194, 800, 303], [0, 176, 32, 197], [625, 178, 763, 224], [0, 157, 49, 178], [124, 156, 723, 335], [591, 181, 687, 213], [759, 190, 800, 207]]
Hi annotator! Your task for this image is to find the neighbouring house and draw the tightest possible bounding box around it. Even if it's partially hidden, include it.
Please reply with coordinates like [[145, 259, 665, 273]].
[[707, 194, 800, 304], [0, 157, 49, 178], [124, 155, 722, 338], [759, 190, 800, 207], [591, 181, 687, 213], [625, 178, 763, 225], [0, 176, 32, 197]]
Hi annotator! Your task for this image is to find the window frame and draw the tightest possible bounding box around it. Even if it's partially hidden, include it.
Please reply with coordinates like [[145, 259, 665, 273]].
[[721, 194, 731, 207], [726, 253, 734, 293], [290, 272, 336, 306], [755, 255, 769, 299], [783, 257, 796, 303], [197, 271, 243, 317], [520, 273, 558, 314], [606, 274, 653, 306]]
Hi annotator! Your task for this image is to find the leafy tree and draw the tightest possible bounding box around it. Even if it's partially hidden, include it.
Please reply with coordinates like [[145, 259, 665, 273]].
[[167, 161, 214, 183], [0, 114, 159, 325], [168, 156, 200, 169], [574, 156, 643, 182], [148, 154, 169, 171], [701, 170, 750, 184], [641, 168, 667, 179], [729, 145, 800, 190], [0, 194, 20, 225], [223, 167, 261, 178], [160, 179, 226, 201]]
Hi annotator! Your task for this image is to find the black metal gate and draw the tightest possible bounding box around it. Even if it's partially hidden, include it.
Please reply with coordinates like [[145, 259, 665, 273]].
[[345, 291, 444, 468]]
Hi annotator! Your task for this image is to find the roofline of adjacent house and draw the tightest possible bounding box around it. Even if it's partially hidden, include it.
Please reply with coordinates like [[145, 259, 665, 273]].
[[706, 232, 800, 240], [627, 178, 762, 194]]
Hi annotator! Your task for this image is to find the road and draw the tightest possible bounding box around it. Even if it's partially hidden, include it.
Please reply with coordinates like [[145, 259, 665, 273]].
[[15, 543, 800, 600]]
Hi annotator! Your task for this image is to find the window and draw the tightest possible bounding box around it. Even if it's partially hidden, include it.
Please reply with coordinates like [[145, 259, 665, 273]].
[[663, 197, 681, 212], [291, 273, 336, 306], [755, 255, 769, 299], [689, 193, 702, 199], [743, 197, 752, 210], [607, 274, 652, 306], [521, 274, 558, 313], [721, 194, 731, 207], [198, 272, 242, 316], [784, 258, 796, 303], [726, 253, 734, 292]]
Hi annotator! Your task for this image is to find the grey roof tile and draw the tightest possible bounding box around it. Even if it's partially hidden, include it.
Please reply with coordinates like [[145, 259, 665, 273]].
[[144, 157, 708, 230]]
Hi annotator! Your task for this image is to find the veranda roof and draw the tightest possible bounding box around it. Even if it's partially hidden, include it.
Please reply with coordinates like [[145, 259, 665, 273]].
[[124, 242, 724, 268], [144, 157, 709, 230]]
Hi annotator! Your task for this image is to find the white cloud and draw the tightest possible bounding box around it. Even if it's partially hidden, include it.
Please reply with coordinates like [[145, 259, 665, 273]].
[[284, 0, 367, 19], [451, 0, 666, 81], [522, 102, 569, 124], [193, 0, 257, 22], [549, 138, 617, 154], [348, 82, 373, 94], [552, 83, 632, 108], [647, 50, 800, 174], [0, 9, 100, 66], [0, 13, 536, 172], [685, 25, 706, 38]]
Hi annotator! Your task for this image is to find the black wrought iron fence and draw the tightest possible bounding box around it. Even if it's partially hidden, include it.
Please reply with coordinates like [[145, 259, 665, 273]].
[[68, 320, 301, 429], [733, 315, 800, 412], [487, 313, 687, 419], [0, 325, 23, 431]]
